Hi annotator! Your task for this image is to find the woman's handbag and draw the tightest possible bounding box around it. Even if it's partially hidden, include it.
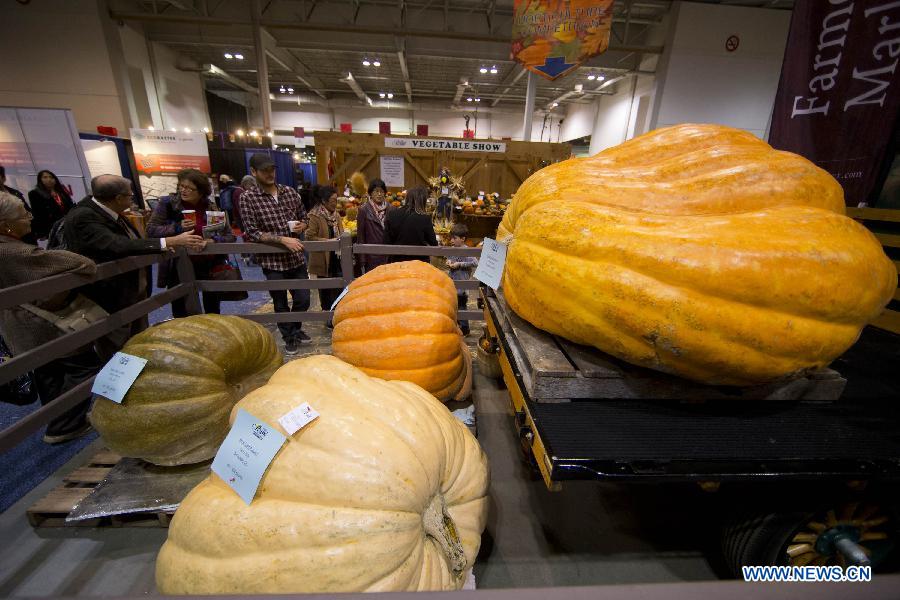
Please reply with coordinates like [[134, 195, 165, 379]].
[[209, 259, 249, 302], [20, 294, 109, 334], [0, 335, 38, 406]]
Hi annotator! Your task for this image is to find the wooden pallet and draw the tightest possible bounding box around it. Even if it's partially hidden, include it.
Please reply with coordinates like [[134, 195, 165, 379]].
[[485, 288, 847, 402], [27, 449, 174, 528]]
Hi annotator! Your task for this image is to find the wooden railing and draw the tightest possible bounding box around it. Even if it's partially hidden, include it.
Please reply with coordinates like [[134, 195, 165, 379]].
[[847, 207, 900, 335], [0, 233, 484, 452]]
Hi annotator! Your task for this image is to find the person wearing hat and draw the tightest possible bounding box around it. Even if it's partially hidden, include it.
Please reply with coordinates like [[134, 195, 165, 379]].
[[241, 153, 311, 354]]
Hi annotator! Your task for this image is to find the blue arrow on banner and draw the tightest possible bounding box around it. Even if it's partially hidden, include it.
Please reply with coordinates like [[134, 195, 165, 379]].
[[534, 56, 577, 79]]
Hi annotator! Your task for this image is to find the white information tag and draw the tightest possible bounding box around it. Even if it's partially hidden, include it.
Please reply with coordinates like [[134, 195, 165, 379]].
[[278, 402, 320, 436], [474, 238, 507, 290], [91, 352, 148, 404], [330, 286, 350, 311], [211, 409, 287, 505]]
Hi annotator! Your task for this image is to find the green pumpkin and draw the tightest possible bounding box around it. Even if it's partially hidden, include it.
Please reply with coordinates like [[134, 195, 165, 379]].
[[90, 315, 283, 465]]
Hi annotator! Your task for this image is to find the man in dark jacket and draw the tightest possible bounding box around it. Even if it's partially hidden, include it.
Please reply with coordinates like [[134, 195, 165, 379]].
[[64, 174, 205, 359]]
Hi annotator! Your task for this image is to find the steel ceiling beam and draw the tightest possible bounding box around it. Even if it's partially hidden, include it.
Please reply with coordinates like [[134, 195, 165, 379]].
[[260, 27, 328, 98]]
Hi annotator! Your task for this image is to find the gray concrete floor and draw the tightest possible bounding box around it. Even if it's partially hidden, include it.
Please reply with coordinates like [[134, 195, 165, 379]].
[[0, 323, 718, 596]]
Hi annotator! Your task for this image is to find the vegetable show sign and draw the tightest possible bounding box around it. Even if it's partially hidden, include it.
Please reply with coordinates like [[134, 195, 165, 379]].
[[512, 0, 614, 80], [768, 0, 900, 206]]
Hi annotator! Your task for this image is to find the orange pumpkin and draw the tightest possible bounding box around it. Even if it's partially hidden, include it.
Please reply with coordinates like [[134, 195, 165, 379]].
[[332, 261, 471, 402]]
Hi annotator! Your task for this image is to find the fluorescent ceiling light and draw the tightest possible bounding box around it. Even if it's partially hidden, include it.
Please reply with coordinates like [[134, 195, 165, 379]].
[[363, 58, 371, 66], [587, 74, 596, 80], [479, 67, 487, 74], [373, 59, 381, 67], [387, 92, 393, 99], [490, 65, 498, 74], [466, 97, 473, 102], [379, 92, 386, 98], [224, 53, 233, 59], [234, 53, 244, 60], [474, 98, 481, 102]]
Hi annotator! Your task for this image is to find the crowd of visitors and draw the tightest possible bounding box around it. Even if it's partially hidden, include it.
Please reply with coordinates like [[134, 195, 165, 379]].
[[0, 157, 476, 444]]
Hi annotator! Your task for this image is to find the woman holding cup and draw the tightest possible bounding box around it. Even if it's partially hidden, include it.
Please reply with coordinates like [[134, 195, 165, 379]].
[[146, 169, 234, 316]]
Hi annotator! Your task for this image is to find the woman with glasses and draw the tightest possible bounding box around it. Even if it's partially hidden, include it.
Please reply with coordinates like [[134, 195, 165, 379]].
[[146, 169, 231, 316], [355, 178, 392, 274]]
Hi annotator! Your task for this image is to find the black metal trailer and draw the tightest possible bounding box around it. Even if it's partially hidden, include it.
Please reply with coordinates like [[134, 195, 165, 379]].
[[478, 287, 900, 575]]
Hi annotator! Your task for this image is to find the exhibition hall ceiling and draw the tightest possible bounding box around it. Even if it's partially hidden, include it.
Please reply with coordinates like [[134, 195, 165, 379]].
[[109, 0, 794, 112]]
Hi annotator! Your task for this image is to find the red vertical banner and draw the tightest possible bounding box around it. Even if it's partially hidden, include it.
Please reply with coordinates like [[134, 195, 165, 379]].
[[768, 1, 900, 206], [379, 121, 391, 135], [340, 123, 352, 133], [417, 124, 429, 136], [512, 0, 614, 80]]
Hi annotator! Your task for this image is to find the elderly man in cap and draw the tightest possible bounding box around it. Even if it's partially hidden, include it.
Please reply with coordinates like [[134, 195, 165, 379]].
[[240, 153, 310, 355]]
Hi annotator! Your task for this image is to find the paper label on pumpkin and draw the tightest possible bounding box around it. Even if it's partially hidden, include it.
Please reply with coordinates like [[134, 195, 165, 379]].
[[211, 408, 287, 505], [278, 402, 319, 436], [474, 238, 507, 290], [91, 352, 148, 404], [330, 286, 350, 311]]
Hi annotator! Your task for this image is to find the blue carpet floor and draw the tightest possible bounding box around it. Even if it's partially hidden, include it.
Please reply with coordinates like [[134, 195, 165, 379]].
[[0, 259, 272, 514]]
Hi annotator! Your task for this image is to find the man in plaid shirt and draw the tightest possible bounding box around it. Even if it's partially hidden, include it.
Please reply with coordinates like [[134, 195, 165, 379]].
[[242, 153, 310, 354]]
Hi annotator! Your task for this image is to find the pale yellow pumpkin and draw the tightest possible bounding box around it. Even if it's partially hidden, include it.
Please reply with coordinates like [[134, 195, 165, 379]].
[[90, 315, 283, 465], [156, 355, 489, 593]]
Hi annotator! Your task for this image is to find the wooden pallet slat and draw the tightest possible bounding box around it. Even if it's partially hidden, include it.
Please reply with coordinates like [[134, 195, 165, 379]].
[[27, 449, 175, 529]]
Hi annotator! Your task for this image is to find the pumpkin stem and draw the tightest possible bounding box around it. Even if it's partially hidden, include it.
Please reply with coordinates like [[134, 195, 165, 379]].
[[423, 494, 466, 576]]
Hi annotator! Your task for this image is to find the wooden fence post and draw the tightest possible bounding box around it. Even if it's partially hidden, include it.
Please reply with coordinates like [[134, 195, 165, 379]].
[[339, 232, 354, 287], [174, 248, 202, 315]]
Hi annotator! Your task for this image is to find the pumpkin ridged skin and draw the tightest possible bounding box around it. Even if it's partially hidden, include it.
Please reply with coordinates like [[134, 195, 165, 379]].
[[497, 123, 845, 241], [332, 261, 471, 402], [504, 200, 896, 386], [90, 315, 283, 465], [156, 355, 489, 594]]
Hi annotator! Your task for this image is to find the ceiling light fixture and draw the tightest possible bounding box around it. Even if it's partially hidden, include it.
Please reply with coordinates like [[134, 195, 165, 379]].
[[479, 66, 488, 74], [234, 53, 243, 60], [287, 87, 294, 93], [490, 65, 498, 74], [250, 130, 258, 137], [379, 92, 386, 98], [552, 102, 559, 107], [373, 59, 381, 67], [363, 58, 371, 66], [224, 52, 233, 59], [279, 85, 286, 93], [236, 129, 245, 136], [587, 74, 596, 80], [597, 75, 605, 82], [387, 92, 393, 99], [467, 97, 473, 102], [474, 98, 481, 102]]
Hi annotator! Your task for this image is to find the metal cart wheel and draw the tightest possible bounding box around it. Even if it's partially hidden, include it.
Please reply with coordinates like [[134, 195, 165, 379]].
[[722, 502, 895, 576]]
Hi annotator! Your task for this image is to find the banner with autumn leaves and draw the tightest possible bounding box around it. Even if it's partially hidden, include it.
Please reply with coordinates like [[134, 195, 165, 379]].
[[512, 0, 614, 80]]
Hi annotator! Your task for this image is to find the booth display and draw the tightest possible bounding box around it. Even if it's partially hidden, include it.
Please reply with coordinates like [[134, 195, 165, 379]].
[[156, 354, 489, 594], [332, 261, 472, 402], [90, 315, 283, 466]]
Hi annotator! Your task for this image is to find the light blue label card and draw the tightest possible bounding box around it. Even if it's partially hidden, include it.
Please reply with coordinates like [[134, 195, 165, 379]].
[[90, 352, 148, 404], [211, 408, 287, 505], [474, 238, 507, 290], [330, 286, 350, 311]]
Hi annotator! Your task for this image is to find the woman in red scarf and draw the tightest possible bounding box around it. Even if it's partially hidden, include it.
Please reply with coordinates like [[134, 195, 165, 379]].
[[146, 168, 230, 316], [28, 170, 73, 240]]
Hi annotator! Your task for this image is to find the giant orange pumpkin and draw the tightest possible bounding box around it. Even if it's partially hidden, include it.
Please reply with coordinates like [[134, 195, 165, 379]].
[[500, 123, 896, 386], [332, 261, 471, 401]]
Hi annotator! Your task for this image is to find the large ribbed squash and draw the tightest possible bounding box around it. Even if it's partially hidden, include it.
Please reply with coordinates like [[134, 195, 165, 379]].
[[156, 355, 489, 594], [501, 123, 896, 386], [332, 261, 471, 402], [497, 123, 846, 240], [90, 315, 283, 465]]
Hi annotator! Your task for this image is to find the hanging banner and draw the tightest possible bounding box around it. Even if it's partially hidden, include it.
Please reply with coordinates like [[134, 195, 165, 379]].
[[385, 137, 506, 153], [129, 128, 210, 199], [81, 139, 122, 178], [511, 0, 614, 80], [768, 1, 900, 206], [380, 155, 404, 188]]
